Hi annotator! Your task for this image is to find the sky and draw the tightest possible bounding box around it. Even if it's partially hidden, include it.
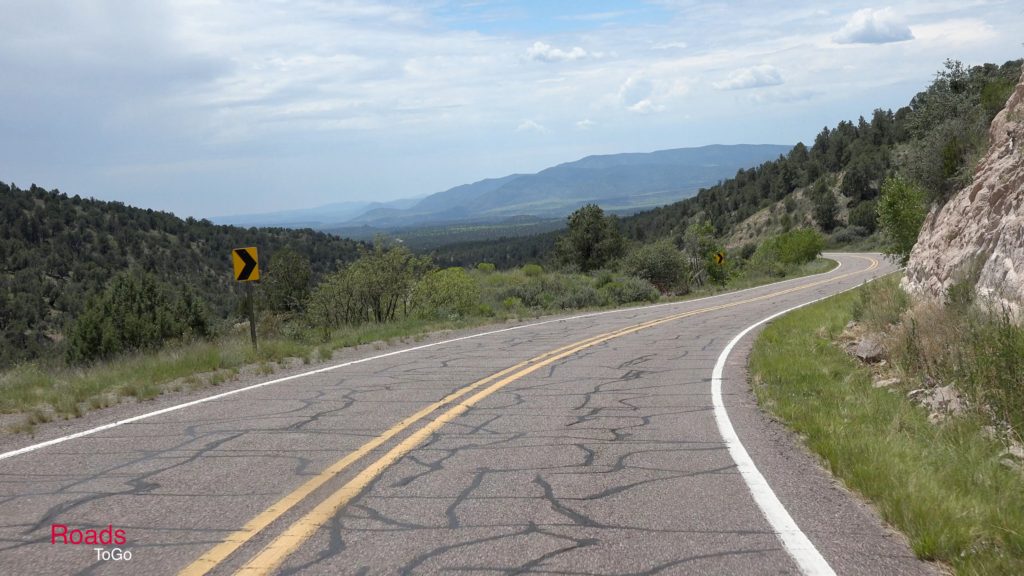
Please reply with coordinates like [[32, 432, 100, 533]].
[[0, 1, 1021, 219]]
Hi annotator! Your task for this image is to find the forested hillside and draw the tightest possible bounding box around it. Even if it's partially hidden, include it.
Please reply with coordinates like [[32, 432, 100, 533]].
[[0, 182, 363, 367], [431, 59, 1022, 267]]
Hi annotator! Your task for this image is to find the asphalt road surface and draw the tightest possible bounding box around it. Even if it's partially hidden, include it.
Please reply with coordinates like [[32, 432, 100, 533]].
[[0, 253, 940, 576]]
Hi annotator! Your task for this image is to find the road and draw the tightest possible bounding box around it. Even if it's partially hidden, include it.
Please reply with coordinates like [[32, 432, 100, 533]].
[[0, 253, 937, 575]]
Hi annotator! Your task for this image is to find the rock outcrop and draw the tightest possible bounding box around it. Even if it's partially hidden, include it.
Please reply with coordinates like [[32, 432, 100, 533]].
[[903, 65, 1024, 320]]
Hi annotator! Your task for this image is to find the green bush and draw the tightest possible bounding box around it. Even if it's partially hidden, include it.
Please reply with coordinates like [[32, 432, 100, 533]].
[[66, 270, 209, 364], [502, 296, 522, 311], [622, 239, 688, 293], [305, 267, 363, 338], [522, 263, 544, 277], [599, 275, 660, 305], [753, 228, 825, 270], [413, 267, 481, 319], [848, 200, 878, 233], [476, 262, 496, 273], [877, 176, 927, 266], [263, 247, 312, 313]]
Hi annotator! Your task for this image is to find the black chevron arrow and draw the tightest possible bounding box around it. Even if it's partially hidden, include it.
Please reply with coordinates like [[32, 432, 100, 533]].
[[234, 249, 258, 280]]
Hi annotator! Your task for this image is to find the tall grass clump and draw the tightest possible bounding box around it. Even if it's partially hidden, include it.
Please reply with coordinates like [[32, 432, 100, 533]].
[[855, 273, 1024, 435]]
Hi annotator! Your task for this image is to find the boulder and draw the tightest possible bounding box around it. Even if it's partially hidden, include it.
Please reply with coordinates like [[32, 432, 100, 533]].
[[903, 64, 1024, 321], [854, 336, 886, 363]]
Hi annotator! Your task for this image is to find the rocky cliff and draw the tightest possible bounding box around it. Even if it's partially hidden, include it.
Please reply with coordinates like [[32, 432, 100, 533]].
[[903, 65, 1024, 319]]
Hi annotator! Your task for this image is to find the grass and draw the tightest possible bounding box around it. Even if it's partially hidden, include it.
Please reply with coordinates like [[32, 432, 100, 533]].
[[749, 279, 1024, 575], [0, 257, 838, 433]]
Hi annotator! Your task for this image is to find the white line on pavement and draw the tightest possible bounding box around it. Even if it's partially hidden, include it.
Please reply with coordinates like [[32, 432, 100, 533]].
[[0, 255, 854, 462], [710, 262, 884, 576]]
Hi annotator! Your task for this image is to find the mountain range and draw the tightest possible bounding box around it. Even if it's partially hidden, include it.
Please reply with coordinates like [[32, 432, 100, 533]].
[[212, 144, 792, 230]]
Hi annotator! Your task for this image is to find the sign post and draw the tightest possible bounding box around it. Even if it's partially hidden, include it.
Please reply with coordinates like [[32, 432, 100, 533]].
[[713, 251, 726, 265], [232, 247, 260, 351]]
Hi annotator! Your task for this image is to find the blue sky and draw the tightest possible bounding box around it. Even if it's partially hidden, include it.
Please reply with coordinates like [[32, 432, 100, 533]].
[[0, 1, 1021, 218]]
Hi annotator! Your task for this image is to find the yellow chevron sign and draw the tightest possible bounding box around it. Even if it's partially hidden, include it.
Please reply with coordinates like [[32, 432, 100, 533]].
[[232, 247, 260, 282]]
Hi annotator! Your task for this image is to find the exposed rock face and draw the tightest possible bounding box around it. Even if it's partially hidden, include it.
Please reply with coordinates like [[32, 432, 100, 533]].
[[903, 65, 1024, 320]]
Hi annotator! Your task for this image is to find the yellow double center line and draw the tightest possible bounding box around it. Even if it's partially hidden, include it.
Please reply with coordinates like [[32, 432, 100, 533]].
[[181, 256, 877, 576]]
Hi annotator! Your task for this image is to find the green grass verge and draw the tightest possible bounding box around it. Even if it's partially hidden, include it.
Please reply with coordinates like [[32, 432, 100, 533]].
[[749, 283, 1024, 575], [0, 257, 837, 432]]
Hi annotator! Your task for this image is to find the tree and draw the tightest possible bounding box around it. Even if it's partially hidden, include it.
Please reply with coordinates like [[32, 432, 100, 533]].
[[66, 270, 208, 364], [264, 247, 312, 313], [877, 176, 927, 266], [848, 200, 878, 233], [678, 220, 727, 285], [556, 204, 624, 272], [813, 190, 838, 232], [347, 241, 434, 323]]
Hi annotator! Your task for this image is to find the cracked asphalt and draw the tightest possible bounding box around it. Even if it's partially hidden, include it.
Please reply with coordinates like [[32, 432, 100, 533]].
[[0, 253, 941, 575]]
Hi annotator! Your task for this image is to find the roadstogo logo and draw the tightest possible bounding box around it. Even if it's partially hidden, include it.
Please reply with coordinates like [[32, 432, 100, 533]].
[[51, 524, 132, 561]]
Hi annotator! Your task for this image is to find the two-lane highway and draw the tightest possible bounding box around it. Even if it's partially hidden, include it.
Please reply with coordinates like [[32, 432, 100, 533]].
[[0, 254, 937, 575]]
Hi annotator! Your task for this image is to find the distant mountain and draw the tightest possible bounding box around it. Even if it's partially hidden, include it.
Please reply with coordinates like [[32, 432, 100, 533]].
[[211, 196, 420, 228], [212, 144, 791, 230], [350, 144, 792, 227]]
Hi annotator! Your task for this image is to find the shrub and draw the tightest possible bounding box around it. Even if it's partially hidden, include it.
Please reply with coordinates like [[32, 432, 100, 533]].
[[306, 267, 363, 338], [848, 200, 878, 233], [554, 283, 601, 309], [522, 263, 544, 277], [622, 239, 688, 293], [263, 247, 312, 313], [66, 270, 209, 364], [753, 228, 825, 269], [413, 267, 480, 319], [877, 176, 927, 266], [851, 274, 910, 332], [502, 296, 522, 311], [830, 226, 868, 245], [599, 275, 660, 305], [345, 241, 434, 323], [476, 262, 496, 273]]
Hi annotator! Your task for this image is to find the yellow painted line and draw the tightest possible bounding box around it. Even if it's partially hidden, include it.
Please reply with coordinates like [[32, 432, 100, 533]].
[[177, 329, 630, 576], [228, 255, 879, 576], [179, 255, 877, 576]]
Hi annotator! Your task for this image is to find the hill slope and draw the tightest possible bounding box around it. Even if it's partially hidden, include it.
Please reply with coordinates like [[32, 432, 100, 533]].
[[215, 145, 791, 232], [429, 59, 1023, 268], [326, 144, 792, 228], [0, 182, 363, 367]]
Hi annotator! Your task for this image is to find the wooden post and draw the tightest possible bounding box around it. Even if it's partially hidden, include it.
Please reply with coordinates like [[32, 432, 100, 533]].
[[247, 282, 258, 352]]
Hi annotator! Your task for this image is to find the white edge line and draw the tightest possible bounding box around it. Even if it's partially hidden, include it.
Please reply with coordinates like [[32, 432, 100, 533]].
[[0, 254, 854, 462], [711, 261, 885, 576]]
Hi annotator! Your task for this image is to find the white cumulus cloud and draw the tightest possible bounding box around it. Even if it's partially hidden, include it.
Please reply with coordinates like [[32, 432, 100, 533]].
[[526, 41, 589, 63], [575, 118, 596, 129], [833, 7, 914, 44], [713, 65, 784, 91], [515, 119, 549, 133]]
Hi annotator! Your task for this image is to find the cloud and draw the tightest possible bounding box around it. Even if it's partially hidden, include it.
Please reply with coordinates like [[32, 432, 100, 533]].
[[515, 119, 549, 133], [618, 76, 660, 113], [526, 41, 589, 63], [617, 74, 690, 114], [575, 118, 596, 129], [833, 7, 913, 44], [713, 65, 783, 90]]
